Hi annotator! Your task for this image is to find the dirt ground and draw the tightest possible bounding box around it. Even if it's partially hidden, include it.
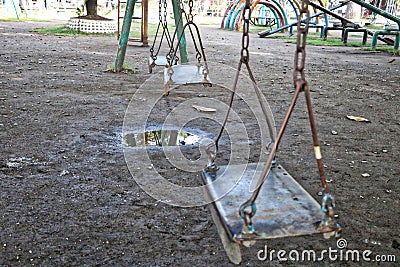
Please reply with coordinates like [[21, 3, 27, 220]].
[[0, 20, 399, 266]]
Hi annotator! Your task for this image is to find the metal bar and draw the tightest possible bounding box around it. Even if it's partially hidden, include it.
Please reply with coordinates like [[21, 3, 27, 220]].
[[308, 1, 358, 28], [303, 84, 328, 193], [366, 29, 394, 45], [258, 2, 347, 37], [342, 28, 368, 44], [10, 0, 20, 20], [269, 0, 289, 27], [372, 30, 400, 48], [171, 0, 189, 63], [114, 0, 137, 72]]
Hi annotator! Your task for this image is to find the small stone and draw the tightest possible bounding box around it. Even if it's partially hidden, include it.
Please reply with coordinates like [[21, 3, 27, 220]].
[[362, 173, 370, 177], [331, 130, 338, 135], [382, 149, 388, 153], [60, 170, 70, 176]]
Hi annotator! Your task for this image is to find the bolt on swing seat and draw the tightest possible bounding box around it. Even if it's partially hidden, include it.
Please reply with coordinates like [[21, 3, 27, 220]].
[[200, 1, 341, 264], [163, 8, 211, 95]]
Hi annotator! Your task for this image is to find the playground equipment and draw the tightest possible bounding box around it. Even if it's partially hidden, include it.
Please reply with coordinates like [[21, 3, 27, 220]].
[[163, 0, 211, 96], [203, 0, 341, 264], [258, 1, 348, 37], [237, 0, 289, 30], [115, 0, 188, 72], [2, 0, 31, 19], [221, 0, 289, 31], [255, 0, 399, 50], [117, 0, 148, 46], [148, 0, 179, 73], [221, 0, 329, 32]]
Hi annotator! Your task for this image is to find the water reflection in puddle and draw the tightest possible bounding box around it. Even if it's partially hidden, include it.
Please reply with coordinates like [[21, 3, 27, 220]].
[[124, 130, 200, 147]]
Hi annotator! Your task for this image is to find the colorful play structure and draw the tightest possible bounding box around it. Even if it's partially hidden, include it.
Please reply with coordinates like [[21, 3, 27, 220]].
[[115, 0, 398, 71], [220, 0, 399, 49]]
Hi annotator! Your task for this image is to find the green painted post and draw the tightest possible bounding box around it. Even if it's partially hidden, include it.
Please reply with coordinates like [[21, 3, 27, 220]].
[[171, 0, 189, 63], [114, 0, 137, 72], [10, 0, 20, 20], [394, 34, 400, 50]]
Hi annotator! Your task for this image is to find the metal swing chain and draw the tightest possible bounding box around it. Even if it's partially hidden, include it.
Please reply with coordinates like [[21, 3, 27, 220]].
[[235, 0, 341, 238], [188, 0, 194, 22], [294, 0, 341, 237], [150, 0, 164, 60], [293, 0, 310, 87], [235, 0, 315, 237], [206, 0, 276, 173], [205, 0, 252, 172], [240, 1, 251, 65], [162, 0, 174, 49], [187, 0, 203, 64]]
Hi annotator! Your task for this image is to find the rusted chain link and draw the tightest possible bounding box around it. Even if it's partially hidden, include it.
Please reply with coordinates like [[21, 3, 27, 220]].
[[293, 0, 311, 88], [237, 0, 314, 235]]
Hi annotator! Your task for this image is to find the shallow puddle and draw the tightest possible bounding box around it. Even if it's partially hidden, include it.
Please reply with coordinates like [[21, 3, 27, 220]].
[[124, 130, 200, 147]]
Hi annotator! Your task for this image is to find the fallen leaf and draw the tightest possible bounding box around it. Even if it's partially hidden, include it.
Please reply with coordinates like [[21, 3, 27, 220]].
[[346, 115, 370, 122], [192, 104, 216, 113]]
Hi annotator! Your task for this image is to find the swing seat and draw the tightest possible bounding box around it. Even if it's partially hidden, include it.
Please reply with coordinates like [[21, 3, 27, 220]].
[[202, 162, 335, 242], [164, 64, 212, 95]]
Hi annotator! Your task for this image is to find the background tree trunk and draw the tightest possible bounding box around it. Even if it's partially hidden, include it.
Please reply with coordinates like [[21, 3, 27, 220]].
[[86, 0, 98, 16], [345, 2, 361, 20]]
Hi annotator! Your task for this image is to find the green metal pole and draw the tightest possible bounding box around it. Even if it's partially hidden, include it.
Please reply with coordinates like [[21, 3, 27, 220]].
[[171, 0, 189, 63], [10, 0, 20, 20], [114, 0, 137, 72]]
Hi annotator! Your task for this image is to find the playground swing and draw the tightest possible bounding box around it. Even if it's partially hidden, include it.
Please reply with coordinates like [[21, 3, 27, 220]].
[[148, 0, 178, 73], [201, 0, 341, 264], [163, 0, 211, 96]]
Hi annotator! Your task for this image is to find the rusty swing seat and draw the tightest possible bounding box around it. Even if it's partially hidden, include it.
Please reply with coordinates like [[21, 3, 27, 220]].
[[199, 0, 341, 264], [201, 162, 340, 264], [202, 163, 326, 242]]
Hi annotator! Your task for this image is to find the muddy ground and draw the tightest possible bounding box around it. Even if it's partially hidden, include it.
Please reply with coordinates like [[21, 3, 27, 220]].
[[0, 20, 399, 266]]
